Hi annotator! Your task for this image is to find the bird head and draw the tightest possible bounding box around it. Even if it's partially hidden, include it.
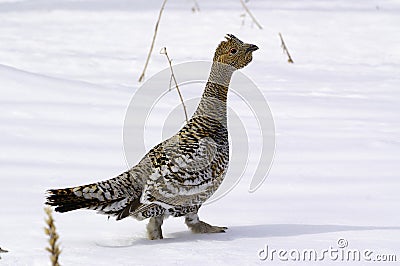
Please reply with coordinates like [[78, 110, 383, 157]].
[[213, 34, 258, 69]]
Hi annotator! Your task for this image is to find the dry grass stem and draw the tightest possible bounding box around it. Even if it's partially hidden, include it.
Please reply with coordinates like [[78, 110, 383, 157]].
[[0, 247, 8, 260], [192, 0, 200, 12], [279, 32, 294, 63], [138, 0, 168, 82], [239, 0, 263, 29], [44, 207, 61, 266], [160, 47, 189, 123]]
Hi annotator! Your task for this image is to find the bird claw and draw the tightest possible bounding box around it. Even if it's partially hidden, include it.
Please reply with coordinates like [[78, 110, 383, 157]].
[[188, 221, 228, 234]]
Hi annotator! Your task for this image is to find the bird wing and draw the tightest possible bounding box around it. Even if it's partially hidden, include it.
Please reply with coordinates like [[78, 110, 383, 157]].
[[141, 122, 229, 208]]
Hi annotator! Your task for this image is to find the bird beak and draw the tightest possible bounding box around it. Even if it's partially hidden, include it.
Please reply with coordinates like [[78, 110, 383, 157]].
[[246, 44, 259, 52]]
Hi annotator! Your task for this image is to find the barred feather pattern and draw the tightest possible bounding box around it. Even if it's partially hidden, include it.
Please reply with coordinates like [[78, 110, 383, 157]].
[[46, 168, 145, 219], [48, 83, 230, 222], [46, 34, 256, 222], [141, 116, 229, 207], [47, 81, 230, 221]]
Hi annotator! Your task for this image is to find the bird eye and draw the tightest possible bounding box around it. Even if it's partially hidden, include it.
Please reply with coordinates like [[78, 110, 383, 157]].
[[230, 48, 237, 54]]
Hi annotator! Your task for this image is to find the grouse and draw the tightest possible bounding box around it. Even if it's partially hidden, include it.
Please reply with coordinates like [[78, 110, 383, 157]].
[[46, 34, 258, 240]]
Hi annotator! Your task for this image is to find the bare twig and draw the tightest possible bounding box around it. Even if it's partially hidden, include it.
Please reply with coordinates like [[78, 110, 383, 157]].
[[192, 0, 200, 12], [160, 47, 189, 123], [138, 0, 168, 82], [279, 33, 294, 63], [0, 247, 8, 260], [240, 13, 246, 26], [44, 207, 61, 266], [239, 0, 263, 29], [0, 248, 8, 253]]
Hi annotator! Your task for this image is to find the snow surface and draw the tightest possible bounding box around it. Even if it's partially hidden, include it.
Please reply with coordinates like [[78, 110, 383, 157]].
[[1, 0, 400, 265]]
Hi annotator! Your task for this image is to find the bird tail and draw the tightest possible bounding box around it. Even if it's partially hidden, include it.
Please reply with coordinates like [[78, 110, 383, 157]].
[[46, 171, 141, 215]]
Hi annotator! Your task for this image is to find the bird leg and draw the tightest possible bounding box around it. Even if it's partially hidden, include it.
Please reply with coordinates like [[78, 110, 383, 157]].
[[147, 216, 164, 240], [185, 213, 227, 234]]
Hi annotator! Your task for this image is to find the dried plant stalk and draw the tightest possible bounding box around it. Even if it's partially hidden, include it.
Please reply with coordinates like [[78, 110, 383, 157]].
[[138, 0, 168, 82], [160, 47, 189, 123], [192, 0, 200, 12], [0, 247, 8, 260], [279, 33, 294, 63], [44, 207, 61, 266], [239, 0, 263, 29]]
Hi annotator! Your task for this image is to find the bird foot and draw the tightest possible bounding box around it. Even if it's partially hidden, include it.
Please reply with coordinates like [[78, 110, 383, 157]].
[[185, 213, 227, 234], [147, 216, 164, 240], [188, 221, 227, 234]]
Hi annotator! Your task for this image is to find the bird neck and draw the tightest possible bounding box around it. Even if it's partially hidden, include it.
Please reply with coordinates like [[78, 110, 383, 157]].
[[193, 62, 235, 126]]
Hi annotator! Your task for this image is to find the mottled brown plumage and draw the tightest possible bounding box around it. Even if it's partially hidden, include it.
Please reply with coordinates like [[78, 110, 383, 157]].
[[46, 34, 258, 240]]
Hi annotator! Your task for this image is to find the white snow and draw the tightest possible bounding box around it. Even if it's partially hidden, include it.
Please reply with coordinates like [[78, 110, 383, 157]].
[[0, 0, 399, 265]]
